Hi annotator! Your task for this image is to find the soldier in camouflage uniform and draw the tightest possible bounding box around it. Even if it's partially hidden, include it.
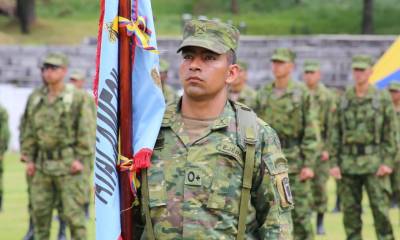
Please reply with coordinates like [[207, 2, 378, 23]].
[[329, 55, 396, 240], [140, 19, 293, 240], [70, 69, 97, 218], [21, 53, 93, 240], [0, 104, 10, 212], [20, 86, 45, 240], [20, 81, 68, 240], [388, 81, 400, 208], [160, 59, 179, 104], [229, 60, 257, 107], [302, 60, 336, 235], [254, 48, 319, 240]]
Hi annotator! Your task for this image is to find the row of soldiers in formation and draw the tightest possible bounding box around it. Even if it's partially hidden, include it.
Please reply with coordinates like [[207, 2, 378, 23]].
[[0, 18, 399, 240], [160, 48, 400, 239]]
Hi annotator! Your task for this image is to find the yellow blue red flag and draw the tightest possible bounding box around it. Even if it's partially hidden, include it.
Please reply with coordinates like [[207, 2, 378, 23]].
[[370, 37, 400, 88]]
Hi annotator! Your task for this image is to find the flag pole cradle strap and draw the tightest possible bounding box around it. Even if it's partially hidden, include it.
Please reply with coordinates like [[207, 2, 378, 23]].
[[142, 169, 156, 240]]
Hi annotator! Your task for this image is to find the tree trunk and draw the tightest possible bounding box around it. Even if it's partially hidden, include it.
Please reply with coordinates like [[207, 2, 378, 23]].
[[362, 0, 374, 34], [231, 0, 239, 14], [16, 0, 36, 34]]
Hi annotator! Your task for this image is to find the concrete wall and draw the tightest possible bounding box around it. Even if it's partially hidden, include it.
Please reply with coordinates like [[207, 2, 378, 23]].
[[0, 35, 397, 89]]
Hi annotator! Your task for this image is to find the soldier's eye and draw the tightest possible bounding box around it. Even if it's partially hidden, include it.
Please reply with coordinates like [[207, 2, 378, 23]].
[[182, 54, 193, 60], [204, 54, 216, 61]]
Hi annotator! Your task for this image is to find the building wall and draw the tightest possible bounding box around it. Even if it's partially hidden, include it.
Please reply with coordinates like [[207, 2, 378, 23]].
[[0, 35, 396, 89]]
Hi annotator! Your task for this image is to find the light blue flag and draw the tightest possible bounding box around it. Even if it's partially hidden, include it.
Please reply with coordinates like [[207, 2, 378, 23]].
[[94, 0, 165, 239], [94, 0, 121, 239], [131, 0, 165, 166]]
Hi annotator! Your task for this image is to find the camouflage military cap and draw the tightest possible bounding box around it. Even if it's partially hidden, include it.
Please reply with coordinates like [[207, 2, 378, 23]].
[[303, 59, 320, 72], [42, 52, 69, 67], [237, 60, 248, 70], [352, 54, 373, 69], [271, 48, 296, 62], [70, 70, 85, 81], [388, 81, 400, 92], [159, 59, 170, 72], [177, 20, 240, 54]]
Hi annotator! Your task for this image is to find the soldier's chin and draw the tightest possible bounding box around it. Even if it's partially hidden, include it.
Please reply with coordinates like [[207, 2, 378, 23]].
[[183, 87, 209, 101]]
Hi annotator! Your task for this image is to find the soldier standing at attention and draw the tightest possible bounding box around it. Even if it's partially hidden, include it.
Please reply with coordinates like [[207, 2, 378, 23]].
[[330, 55, 396, 240], [140, 20, 293, 240], [228, 60, 256, 107], [302, 59, 336, 235], [0, 103, 10, 212], [254, 48, 319, 240], [20, 74, 67, 240], [387, 81, 400, 208], [70, 70, 97, 218], [21, 53, 92, 240]]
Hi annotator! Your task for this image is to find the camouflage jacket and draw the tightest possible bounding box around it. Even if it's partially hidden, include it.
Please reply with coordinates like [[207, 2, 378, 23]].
[[395, 111, 400, 163], [254, 80, 319, 173], [19, 87, 44, 148], [163, 84, 179, 104], [20, 84, 94, 175], [83, 90, 97, 171], [309, 83, 337, 154], [331, 85, 398, 174], [141, 100, 293, 240], [229, 85, 257, 108], [0, 104, 10, 155]]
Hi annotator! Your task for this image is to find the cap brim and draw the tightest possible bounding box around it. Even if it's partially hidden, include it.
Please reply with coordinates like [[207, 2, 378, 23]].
[[352, 63, 370, 70], [177, 37, 229, 54], [271, 55, 291, 62], [42, 60, 64, 67], [304, 66, 319, 72]]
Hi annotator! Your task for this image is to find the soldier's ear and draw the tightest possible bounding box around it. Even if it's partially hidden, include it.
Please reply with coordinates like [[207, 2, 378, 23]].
[[226, 64, 239, 85]]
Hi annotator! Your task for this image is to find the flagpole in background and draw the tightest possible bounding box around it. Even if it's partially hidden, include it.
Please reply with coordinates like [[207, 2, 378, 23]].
[[118, 0, 135, 239]]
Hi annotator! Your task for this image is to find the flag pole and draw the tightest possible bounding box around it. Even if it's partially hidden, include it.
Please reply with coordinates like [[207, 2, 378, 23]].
[[118, 0, 136, 239]]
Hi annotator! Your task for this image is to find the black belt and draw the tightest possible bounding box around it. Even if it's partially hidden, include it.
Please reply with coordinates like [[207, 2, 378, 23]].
[[38, 147, 72, 160], [343, 144, 376, 155]]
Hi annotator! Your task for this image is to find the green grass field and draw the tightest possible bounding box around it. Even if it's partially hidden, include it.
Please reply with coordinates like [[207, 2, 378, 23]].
[[0, 0, 400, 44], [0, 152, 399, 239]]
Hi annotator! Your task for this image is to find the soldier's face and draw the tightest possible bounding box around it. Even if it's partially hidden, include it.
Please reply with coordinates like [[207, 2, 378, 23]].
[[353, 68, 372, 85], [272, 61, 293, 79], [179, 46, 239, 101], [42, 65, 67, 85], [303, 71, 321, 87], [70, 78, 85, 89], [390, 90, 400, 103]]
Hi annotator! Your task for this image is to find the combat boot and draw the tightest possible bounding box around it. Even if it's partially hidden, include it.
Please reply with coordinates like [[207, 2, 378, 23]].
[[23, 217, 34, 240], [332, 196, 341, 213], [58, 219, 66, 240], [316, 213, 325, 235]]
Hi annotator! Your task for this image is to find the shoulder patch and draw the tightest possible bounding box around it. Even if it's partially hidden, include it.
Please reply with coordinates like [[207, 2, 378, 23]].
[[275, 173, 293, 208]]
